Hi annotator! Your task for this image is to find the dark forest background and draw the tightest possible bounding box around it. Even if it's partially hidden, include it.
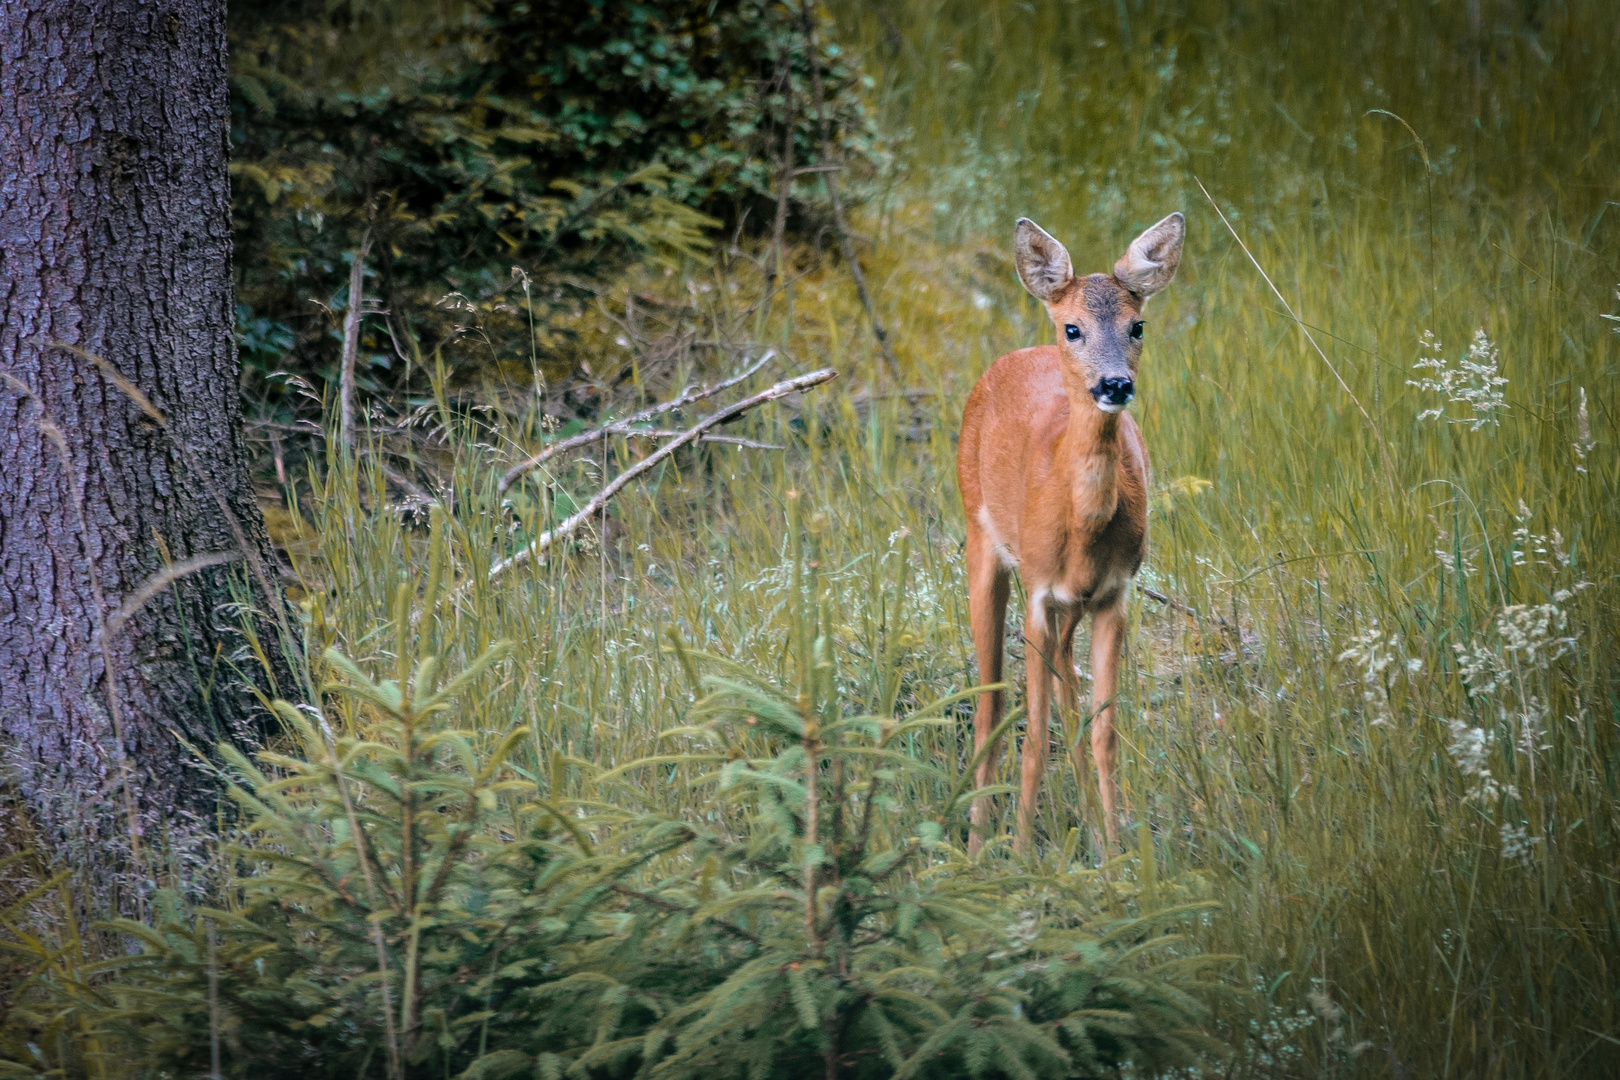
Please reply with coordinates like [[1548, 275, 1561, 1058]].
[[228, 0, 877, 432]]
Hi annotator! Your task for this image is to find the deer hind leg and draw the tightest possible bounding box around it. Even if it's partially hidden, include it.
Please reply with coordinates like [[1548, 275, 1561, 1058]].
[[1015, 593, 1058, 855], [1089, 601, 1127, 846], [966, 530, 1011, 856]]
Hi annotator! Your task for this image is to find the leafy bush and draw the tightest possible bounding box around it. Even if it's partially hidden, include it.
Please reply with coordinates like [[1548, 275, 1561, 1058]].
[[228, 0, 878, 414], [1, 505, 1221, 1079], [470, 0, 876, 212]]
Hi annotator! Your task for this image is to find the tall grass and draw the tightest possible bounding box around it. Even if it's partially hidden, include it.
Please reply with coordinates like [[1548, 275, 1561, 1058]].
[[283, 3, 1617, 1073], [838, 3, 1620, 1074]]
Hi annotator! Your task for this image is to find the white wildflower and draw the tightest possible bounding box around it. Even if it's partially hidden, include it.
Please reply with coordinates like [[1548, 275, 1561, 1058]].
[[1306, 989, 1346, 1045], [1552, 582, 1593, 603], [1446, 719, 1515, 803], [1514, 695, 1549, 756], [1495, 603, 1573, 665], [1454, 603, 1572, 699], [1510, 503, 1572, 569], [1338, 622, 1417, 725], [1432, 522, 1479, 577], [1573, 386, 1595, 473], [1453, 639, 1507, 698], [1499, 823, 1540, 865], [1409, 328, 1509, 431]]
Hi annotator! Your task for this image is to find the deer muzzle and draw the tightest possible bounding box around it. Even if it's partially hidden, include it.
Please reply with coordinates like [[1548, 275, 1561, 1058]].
[[1090, 375, 1135, 412]]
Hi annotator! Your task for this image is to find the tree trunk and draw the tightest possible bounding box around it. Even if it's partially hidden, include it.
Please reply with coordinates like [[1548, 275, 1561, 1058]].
[[0, 0, 285, 885]]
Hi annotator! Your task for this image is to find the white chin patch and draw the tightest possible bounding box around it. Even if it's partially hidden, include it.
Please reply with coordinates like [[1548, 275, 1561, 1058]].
[[1094, 400, 1126, 414]]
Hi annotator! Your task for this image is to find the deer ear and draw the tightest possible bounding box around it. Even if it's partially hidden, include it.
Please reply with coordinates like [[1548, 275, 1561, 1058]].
[[1014, 218, 1073, 302], [1113, 212, 1185, 298]]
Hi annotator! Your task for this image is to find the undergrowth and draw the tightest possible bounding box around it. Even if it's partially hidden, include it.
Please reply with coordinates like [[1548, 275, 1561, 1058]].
[[1, 506, 1219, 1079]]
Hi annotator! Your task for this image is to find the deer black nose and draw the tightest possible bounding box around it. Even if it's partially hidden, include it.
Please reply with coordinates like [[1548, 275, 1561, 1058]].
[[1092, 376, 1134, 407]]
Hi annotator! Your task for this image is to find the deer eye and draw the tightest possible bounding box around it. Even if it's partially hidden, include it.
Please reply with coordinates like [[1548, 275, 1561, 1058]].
[[1064, 324, 1082, 341], [1129, 321, 1145, 340]]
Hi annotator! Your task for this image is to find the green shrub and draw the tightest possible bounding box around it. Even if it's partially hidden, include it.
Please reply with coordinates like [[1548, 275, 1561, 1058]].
[[1, 505, 1222, 1079], [228, 0, 878, 413]]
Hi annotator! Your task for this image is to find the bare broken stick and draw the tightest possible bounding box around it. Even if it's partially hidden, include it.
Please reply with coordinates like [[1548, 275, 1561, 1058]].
[[497, 350, 777, 494], [487, 365, 838, 583]]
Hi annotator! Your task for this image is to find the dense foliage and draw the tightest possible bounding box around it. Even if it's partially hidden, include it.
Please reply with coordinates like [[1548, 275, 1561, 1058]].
[[228, 0, 877, 411]]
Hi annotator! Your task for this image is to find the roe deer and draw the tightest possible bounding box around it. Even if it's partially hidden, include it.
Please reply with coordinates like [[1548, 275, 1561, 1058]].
[[957, 212, 1185, 855]]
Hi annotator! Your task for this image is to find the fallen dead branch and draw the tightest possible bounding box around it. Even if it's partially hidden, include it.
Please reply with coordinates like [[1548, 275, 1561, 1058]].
[[497, 350, 776, 494], [627, 430, 785, 451], [487, 366, 837, 583]]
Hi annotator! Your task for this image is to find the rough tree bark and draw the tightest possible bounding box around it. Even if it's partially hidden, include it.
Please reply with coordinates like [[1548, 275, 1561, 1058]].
[[0, 0, 286, 877]]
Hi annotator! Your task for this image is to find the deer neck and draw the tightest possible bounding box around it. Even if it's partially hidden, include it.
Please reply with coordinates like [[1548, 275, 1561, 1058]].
[[1058, 398, 1123, 529]]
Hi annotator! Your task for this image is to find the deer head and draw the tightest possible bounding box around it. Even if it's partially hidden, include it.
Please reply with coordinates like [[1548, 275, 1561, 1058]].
[[1014, 213, 1185, 413]]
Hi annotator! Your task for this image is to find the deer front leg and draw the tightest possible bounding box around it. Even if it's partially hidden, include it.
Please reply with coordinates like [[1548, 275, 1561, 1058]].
[[1016, 595, 1058, 854], [1056, 607, 1084, 749], [1055, 608, 1097, 848], [966, 536, 1010, 856], [1089, 601, 1127, 846]]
